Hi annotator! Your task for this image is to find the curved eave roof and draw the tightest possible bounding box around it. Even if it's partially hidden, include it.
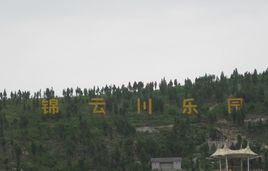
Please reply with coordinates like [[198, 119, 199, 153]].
[[210, 145, 232, 158], [211, 145, 257, 159]]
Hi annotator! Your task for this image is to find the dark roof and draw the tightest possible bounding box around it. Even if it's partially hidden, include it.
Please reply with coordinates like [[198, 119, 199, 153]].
[[151, 157, 182, 163]]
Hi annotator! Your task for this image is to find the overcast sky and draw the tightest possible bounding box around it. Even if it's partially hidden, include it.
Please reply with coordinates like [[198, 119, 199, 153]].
[[0, 0, 268, 94]]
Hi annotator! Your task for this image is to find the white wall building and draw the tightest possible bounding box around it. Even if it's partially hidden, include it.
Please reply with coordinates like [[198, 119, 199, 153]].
[[151, 157, 182, 171]]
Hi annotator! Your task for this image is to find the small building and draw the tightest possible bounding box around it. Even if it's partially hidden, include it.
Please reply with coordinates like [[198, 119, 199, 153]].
[[151, 157, 182, 171]]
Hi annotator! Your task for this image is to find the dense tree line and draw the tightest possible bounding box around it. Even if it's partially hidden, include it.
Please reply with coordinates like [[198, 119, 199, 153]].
[[0, 68, 267, 170]]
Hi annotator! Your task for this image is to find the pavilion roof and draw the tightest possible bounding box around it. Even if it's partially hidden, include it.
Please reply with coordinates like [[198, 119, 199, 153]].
[[210, 144, 232, 158], [210, 144, 258, 159]]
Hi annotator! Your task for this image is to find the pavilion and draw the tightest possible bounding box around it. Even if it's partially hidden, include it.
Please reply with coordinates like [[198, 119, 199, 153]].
[[210, 143, 260, 171]]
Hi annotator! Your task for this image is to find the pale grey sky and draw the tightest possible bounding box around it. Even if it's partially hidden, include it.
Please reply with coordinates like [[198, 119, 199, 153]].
[[0, 0, 268, 94]]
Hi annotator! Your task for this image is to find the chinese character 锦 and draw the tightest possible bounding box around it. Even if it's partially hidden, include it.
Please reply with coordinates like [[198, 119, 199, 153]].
[[227, 98, 243, 114], [41, 98, 59, 114], [182, 98, 198, 115], [89, 98, 106, 114], [137, 98, 152, 114]]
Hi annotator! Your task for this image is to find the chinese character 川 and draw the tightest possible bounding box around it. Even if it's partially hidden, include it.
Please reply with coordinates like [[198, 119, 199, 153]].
[[137, 98, 152, 114]]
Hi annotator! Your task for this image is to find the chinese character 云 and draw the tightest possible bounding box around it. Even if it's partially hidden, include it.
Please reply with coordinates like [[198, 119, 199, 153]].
[[89, 98, 106, 115]]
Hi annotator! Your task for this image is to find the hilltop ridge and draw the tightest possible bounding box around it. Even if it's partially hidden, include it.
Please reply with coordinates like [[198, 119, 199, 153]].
[[0, 68, 268, 170]]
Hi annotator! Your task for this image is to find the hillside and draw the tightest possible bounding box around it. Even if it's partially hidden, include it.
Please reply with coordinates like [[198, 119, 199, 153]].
[[0, 68, 268, 170]]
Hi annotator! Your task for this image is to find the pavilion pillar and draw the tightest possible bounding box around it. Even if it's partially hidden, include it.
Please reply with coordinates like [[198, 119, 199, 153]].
[[240, 159, 243, 171], [247, 157, 249, 171], [225, 156, 228, 171], [219, 159, 222, 171]]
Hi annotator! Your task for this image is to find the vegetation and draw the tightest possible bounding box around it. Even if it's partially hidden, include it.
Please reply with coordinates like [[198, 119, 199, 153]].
[[0, 68, 268, 170]]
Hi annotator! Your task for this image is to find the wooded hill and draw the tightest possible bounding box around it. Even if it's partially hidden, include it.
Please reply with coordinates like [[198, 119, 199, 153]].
[[0, 68, 268, 170]]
